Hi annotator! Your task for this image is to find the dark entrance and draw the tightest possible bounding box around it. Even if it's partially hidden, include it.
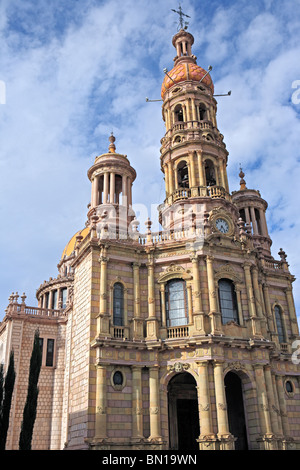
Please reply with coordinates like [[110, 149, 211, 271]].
[[225, 371, 248, 450], [177, 399, 199, 451], [168, 373, 200, 451]]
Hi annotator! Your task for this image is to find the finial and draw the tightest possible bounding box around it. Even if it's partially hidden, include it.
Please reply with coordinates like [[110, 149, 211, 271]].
[[108, 132, 116, 153], [239, 164, 247, 190], [171, 4, 191, 31]]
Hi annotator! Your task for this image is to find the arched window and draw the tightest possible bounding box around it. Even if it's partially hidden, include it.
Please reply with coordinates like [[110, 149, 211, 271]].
[[274, 305, 285, 343], [199, 104, 207, 121], [165, 279, 188, 327], [204, 159, 216, 186], [174, 104, 184, 122], [177, 160, 189, 188], [113, 282, 124, 326], [218, 279, 239, 325], [254, 208, 262, 235]]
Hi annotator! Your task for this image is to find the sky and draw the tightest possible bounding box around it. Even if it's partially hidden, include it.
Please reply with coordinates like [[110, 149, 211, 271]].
[[0, 0, 299, 327]]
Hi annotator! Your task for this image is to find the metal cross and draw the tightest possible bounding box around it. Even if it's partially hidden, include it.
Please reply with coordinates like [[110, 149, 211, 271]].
[[171, 4, 191, 30]]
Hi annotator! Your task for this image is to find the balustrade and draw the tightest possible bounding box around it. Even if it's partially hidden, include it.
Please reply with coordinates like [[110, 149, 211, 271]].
[[167, 325, 189, 339]]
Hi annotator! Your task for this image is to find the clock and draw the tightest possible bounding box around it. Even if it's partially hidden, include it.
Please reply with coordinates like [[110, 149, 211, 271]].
[[215, 218, 229, 233]]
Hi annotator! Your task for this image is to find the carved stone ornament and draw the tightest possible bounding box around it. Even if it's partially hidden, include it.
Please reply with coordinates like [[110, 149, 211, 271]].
[[97, 406, 107, 414], [225, 361, 247, 372], [214, 263, 242, 284], [158, 263, 192, 284], [199, 404, 210, 412], [150, 407, 159, 415], [167, 362, 190, 373], [218, 403, 227, 411]]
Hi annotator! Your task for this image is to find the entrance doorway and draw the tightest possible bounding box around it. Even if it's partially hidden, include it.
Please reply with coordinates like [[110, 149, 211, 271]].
[[225, 371, 248, 450], [168, 372, 200, 451]]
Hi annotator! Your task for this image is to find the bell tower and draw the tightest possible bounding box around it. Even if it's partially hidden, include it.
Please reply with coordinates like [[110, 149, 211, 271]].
[[159, 28, 231, 231], [87, 134, 137, 238]]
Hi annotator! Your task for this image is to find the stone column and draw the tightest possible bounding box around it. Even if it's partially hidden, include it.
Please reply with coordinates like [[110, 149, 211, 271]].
[[147, 261, 155, 319], [168, 161, 174, 195], [197, 151, 205, 187], [174, 163, 178, 189], [250, 206, 258, 235], [243, 262, 262, 338], [189, 152, 196, 188], [262, 282, 276, 341], [197, 362, 216, 449], [251, 266, 267, 336], [223, 160, 230, 193], [127, 178, 132, 206], [235, 284, 244, 326], [48, 290, 53, 310], [164, 165, 169, 196], [131, 366, 144, 441], [186, 285, 193, 324], [92, 174, 99, 207], [132, 262, 143, 340], [206, 255, 222, 335], [259, 208, 269, 237], [191, 98, 197, 121], [97, 250, 110, 337], [103, 172, 109, 204], [146, 256, 158, 340], [275, 374, 290, 439], [122, 174, 128, 206], [253, 364, 272, 437], [244, 207, 251, 229], [56, 287, 61, 309], [285, 286, 299, 337], [160, 284, 167, 328], [271, 373, 283, 435], [148, 366, 162, 441], [213, 361, 234, 449], [109, 172, 115, 204], [95, 363, 107, 439], [190, 255, 205, 335], [264, 365, 280, 437]]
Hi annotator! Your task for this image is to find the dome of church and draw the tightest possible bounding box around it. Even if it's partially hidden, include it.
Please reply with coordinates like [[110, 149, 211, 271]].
[[161, 62, 214, 98], [61, 227, 89, 259]]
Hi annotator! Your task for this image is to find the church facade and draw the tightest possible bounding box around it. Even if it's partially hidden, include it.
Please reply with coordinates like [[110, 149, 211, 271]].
[[0, 28, 299, 451]]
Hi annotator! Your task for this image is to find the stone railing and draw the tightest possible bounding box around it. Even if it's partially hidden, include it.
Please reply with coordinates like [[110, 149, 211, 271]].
[[171, 120, 213, 133], [5, 293, 66, 320], [161, 185, 230, 207], [138, 226, 203, 246], [167, 325, 189, 339]]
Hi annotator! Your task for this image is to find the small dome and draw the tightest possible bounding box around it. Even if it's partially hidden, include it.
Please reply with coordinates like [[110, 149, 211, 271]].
[[161, 62, 214, 98], [61, 227, 89, 259]]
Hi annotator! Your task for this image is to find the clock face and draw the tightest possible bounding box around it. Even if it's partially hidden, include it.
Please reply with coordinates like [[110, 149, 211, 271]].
[[215, 218, 229, 233]]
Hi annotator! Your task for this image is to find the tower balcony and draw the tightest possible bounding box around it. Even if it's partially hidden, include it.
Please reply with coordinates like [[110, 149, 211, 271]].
[[171, 119, 213, 133], [163, 184, 231, 206]]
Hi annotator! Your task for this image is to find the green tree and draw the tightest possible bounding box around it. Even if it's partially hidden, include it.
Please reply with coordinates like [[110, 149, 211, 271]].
[[19, 329, 42, 450], [0, 350, 16, 450]]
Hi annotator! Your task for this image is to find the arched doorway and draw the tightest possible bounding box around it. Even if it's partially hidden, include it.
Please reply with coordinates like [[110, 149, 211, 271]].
[[168, 372, 200, 451], [225, 371, 248, 450]]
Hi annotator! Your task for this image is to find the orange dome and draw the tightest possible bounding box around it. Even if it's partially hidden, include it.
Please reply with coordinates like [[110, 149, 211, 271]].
[[161, 62, 214, 98]]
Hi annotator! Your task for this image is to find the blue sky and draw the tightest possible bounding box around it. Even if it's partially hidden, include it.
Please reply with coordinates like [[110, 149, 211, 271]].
[[0, 0, 299, 326]]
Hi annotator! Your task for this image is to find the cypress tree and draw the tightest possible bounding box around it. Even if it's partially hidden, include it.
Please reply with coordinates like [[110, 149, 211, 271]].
[[0, 350, 16, 450], [19, 329, 42, 450]]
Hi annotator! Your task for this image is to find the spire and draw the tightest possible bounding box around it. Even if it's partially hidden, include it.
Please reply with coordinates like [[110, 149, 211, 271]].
[[108, 132, 116, 153], [171, 4, 191, 31], [239, 166, 247, 190]]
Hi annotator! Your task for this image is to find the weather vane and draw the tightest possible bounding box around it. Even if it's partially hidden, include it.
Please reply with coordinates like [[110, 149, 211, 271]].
[[171, 3, 191, 31]]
